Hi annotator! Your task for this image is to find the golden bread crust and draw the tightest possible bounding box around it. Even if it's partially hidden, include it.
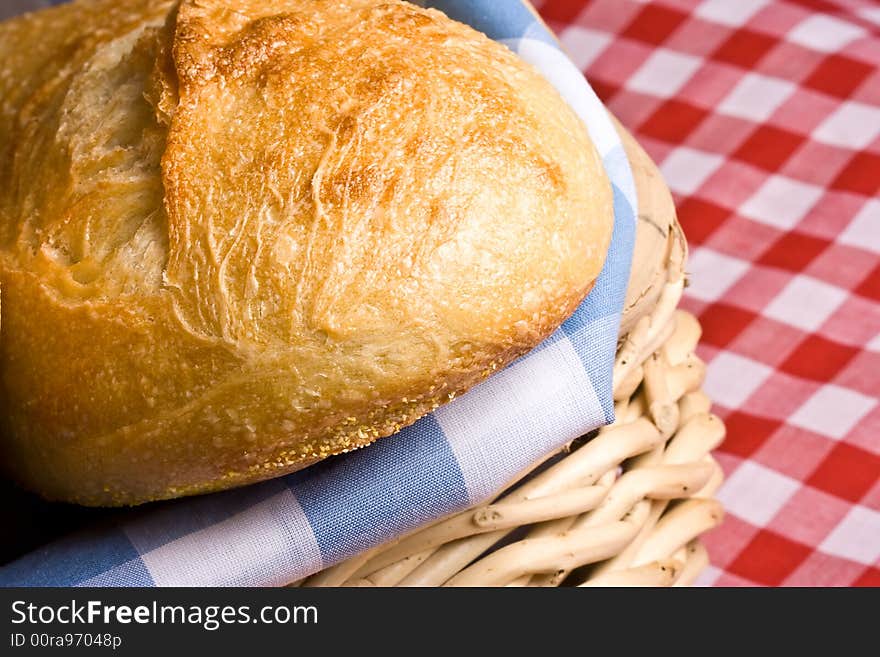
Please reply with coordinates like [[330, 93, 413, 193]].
[[0, 0, 613, 505]]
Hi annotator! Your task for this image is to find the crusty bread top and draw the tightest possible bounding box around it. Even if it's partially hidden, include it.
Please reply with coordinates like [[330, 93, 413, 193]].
[[0, 0, 613, 505]]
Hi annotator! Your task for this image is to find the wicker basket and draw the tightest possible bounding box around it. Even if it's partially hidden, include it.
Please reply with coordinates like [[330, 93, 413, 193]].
[[293, 119, 726, 587]]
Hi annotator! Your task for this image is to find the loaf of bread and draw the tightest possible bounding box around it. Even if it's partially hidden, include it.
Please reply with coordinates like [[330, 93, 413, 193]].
[[0, 0, 613, 505]]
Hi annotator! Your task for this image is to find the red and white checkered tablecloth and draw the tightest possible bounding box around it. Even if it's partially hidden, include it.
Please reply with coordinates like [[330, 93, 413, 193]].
[[533, 0, 880, 586]]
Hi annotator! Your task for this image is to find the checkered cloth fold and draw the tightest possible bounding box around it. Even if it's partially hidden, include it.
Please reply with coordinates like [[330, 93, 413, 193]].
[[535, 0, 880, 585], [0, 0, 636, 586]]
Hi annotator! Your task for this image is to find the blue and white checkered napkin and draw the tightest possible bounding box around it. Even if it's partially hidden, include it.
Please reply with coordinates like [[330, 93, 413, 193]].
[[0, 0, 636, 586]]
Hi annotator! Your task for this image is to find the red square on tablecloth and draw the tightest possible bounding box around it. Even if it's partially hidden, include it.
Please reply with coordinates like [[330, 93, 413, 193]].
[[718, 410, 782, 458], [758, 230, 830, 272], [698, 302, 758, 349], [727, 529, 813, 586], [539, 0, 590, 23], [589, 79, 618, 103], [713, 29, 778, 69], [640, 99, 709, 143], [830, 152, 880, 196], [621, 3, 686, 46], [734, 124, 805, 172], [803, 54, 874, 99], [854, 262, 880, 302], [853, 567, 880, 587], [779, 334, 859, 382], [676, 197, 730, 245], [807, 443, 880, 504]]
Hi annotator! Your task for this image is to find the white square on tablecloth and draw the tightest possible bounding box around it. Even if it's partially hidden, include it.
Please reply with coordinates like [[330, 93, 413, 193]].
[[717, 73, 796, 122], [858, 8, 880, 27], [813, 101, 880, 150], [695, 0, 769, 27], [559, 26, 612, 71], [685, 246, 750, 303], [788, 384, 877, 440], [763, 275, 846, 332], [839, 200, 880, 254], [717, 461, 799, 526], [787, 14, 866, 53], [660, 147, 724, 195], [867, 332, 880, 353], [703, 351, 773, 408], [741, 175, 824, 230], [819, 506, 880, 565], [627, 50, 702, 98]]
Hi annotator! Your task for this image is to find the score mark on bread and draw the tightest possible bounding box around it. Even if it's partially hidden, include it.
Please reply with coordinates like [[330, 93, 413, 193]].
[[0, 0, 613, 505]]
